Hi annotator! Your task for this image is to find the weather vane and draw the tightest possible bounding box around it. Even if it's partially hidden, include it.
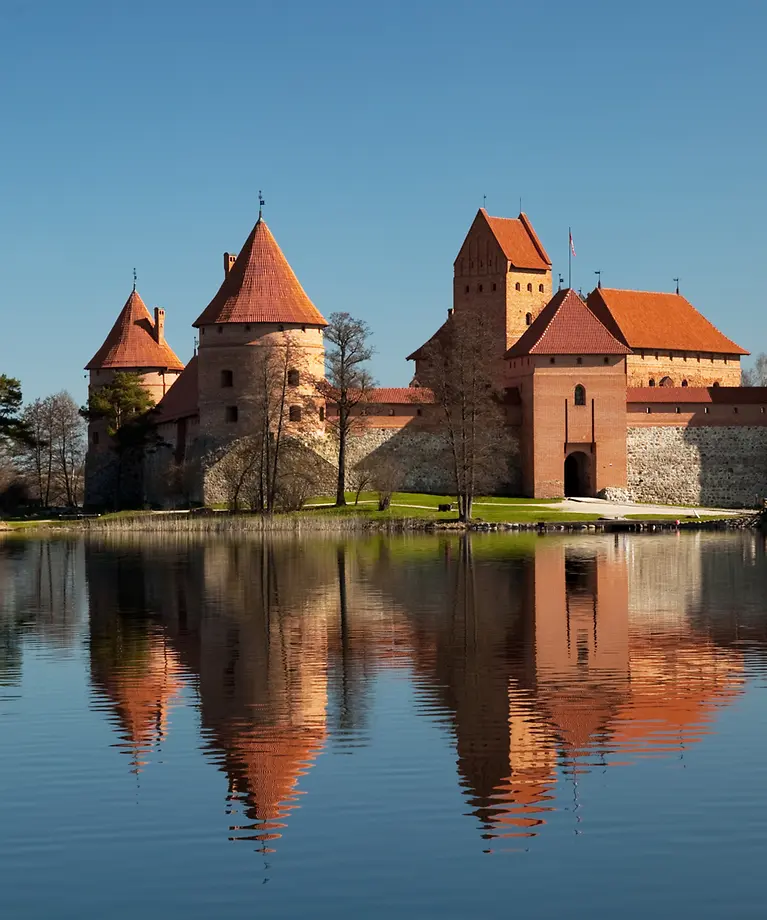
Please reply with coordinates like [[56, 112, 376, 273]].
[[133, 267, 137, 291], [259, 190, 265, 219], [673, 277, 680, 294], [595, 269, 601, 289]]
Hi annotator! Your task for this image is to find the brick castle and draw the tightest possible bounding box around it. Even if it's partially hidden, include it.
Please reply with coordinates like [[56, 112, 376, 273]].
[[84, 208, 767, 507]]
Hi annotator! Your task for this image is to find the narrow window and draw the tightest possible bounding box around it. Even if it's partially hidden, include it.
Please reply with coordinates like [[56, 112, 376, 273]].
[[221, 369, 233, 388], [218, 325, 223, 334], [92, 431, 100, 445], [704, 407, 710, 414], [646, 407, 652, 414], [604, 357, 609, 364], [675, 407, 681, 414], [550, 357, 556, 365], [733, 406, 739, 414], [492, 283, 497, 291], [525, 312, 532, 326], [576, 357, 583, 365], [287, 369, 300, 386], [289, 405, 302, 422], [478, 284, 483, 292], [574, 384, 586, 406], [538, 283, 544, 293], [416, 408, 423, 416], [319, 406, 325, 421], [527, 283, 532, 292], [761, 407, 765, 414], [225, 406, 238, 423], [649, 379, 656, 387], [465, 285, 469, 293], [681, 379, 689, 387], [515, 282, 521, 291]]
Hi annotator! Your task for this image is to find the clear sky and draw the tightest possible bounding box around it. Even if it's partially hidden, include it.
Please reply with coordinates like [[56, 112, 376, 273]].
[[1, 0, 765, 402]]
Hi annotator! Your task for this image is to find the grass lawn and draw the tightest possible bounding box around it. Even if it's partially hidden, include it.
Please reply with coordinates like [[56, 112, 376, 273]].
[[308, 491, 563, 509]]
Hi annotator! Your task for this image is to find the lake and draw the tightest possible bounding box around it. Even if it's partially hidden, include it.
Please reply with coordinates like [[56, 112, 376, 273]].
[[1, 531, 766, 918]]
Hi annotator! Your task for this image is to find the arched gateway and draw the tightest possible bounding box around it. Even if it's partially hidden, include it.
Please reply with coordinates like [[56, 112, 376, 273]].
[[564, 451, 592, 497]]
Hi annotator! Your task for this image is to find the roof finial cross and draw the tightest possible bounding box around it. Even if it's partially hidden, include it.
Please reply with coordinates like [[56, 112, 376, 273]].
[[673, 277, 680, 295], [133, 267, 137, 292], [258, 190, 265, 220], [483, 194, 487, 209], [594, 269, 601, 289]]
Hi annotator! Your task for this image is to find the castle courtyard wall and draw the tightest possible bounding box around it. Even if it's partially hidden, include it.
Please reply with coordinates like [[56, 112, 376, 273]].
[[626, 426, 767, 507]]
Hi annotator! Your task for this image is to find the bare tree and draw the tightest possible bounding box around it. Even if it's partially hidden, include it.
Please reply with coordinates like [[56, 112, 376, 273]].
[[416, 309, 506, 522], [742, 353, 767, 386], [320, 313, 375, 507], [357, 453, 402, 511]]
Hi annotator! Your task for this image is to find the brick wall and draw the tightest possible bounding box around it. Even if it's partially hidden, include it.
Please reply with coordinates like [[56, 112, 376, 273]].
[[626, 352, 741, 388]]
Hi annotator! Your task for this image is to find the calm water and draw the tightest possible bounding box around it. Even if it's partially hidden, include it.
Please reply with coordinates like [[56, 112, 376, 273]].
[[1, 532, 767, 918]]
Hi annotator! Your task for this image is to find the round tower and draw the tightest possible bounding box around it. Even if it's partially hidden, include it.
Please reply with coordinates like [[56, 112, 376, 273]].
[[192, 214, 327, 443], [85, 286, 185, 452]]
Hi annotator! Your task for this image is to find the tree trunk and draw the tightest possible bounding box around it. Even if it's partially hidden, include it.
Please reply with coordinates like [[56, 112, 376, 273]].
[[336, 420, 347, 506]]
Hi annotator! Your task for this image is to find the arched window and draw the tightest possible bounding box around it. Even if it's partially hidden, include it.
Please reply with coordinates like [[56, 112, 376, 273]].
[[712, 381, 721, 387], [287, 369, 300, 386], [221, 369, 233, 388], [527, 283, 532, 292], [681, 379, 689, 387], [574, 385, 586, 406], [659, 376, 673, 387], [525, 312, 532, 326], [538, 283, 544, 293], [649, 379, 656, 387], [515, 282, 521, 291]]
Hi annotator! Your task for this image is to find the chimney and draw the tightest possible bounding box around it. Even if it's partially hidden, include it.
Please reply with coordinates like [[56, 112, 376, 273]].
[[224, 252, 237, 277], [154, 307, 165, 345]]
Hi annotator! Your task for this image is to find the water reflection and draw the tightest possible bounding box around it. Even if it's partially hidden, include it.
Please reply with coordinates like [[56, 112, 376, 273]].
[[75, 532, 765, 849]]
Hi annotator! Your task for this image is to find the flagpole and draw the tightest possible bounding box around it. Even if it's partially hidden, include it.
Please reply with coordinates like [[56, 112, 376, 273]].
[[568, 226, 572, 289]]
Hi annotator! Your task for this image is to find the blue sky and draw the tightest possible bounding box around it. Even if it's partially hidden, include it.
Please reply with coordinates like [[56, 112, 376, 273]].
[[1, 0, 765, 401]]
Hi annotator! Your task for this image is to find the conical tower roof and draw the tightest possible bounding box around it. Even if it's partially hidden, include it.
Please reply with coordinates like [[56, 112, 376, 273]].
[[86, 288, 184, 371], [193, 217, 327, 328]]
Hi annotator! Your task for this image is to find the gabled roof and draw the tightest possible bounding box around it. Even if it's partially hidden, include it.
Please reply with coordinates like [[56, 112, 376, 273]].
[[86, 288, 185, 371], [473, 209, 551, 271], [365, 387, 435, 404], [193, 217, 327, 328], [587, 288, 748, 355], [154, 355, 199, 422], [406, 317, 451, 362], [506, 289, 632, 358]]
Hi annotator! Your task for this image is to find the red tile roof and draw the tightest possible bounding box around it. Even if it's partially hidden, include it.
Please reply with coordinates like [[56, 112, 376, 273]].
[[365, 387, 435, 404], [482, 209, 551, 270], [627, 386, 767, 405], [154, 355, 199, 422], [86, 289, 185, 371], [506, 289, 632, 357], [587, 288, 748, 355], [194, 217, 327, 328]]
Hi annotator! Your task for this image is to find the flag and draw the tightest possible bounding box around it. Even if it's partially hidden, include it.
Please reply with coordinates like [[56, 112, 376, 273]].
[[569, 230, 576, 257]]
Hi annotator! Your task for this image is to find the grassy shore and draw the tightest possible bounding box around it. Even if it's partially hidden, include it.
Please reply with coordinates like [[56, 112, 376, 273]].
[[0, 490, 743, 535]]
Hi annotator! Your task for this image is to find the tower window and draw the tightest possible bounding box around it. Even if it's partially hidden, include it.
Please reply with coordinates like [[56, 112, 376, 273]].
[[527, 283, 532, 292], [289, 405, 302, 422], [218, 326, 223, 334], [465, 285, 469, 293], [492, 283, 497, 291], [574, 384, 586, 406], [319, 406, 325, 421], [478, 284, 483, 292], [681, 379, 689, 387], [515, 282, 521, 291], [225, 406, 238, 423], [538, 284, 544, 292], [287, 369, 300, 386], [92, 432, 100, 445], [525, 312, 532, 326], [649, 379, 656, 387], [221, 369, 233, 388]]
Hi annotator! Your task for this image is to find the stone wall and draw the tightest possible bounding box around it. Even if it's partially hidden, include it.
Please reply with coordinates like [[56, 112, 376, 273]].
[[627, 426, 767, 507], [198, 424, 523, 507]]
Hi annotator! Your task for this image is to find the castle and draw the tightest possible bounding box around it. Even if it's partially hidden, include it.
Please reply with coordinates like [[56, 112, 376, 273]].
[[84, 207, 767, 508]]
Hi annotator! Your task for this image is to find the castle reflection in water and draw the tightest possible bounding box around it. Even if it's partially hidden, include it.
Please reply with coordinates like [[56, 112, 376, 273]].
[[3, 532, 766, 850]]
